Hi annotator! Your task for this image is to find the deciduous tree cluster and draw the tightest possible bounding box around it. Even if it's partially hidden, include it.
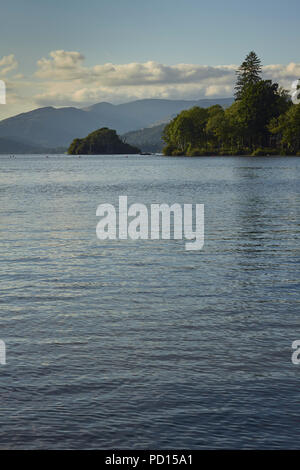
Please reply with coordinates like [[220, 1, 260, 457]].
[[163, 52, 300, 156]]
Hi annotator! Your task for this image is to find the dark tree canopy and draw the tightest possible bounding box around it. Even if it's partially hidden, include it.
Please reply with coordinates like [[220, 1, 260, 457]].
[[162, 52, 297, 157], [68, 128, 140, 155], [234, 51, 262, 100]]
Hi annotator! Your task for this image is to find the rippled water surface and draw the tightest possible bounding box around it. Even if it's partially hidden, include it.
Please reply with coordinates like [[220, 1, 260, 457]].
[[0, 154, 299, 449]]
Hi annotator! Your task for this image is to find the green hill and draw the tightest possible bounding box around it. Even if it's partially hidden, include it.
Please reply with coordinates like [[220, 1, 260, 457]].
[[122, 123, 165, 153], [68, 127, 141, 155], [0, 98, 234, 150], [0, 136, 66, 154]]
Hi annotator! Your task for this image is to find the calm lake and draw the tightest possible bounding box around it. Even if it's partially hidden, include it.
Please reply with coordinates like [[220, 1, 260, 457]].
[[0, 154, 299, 449]]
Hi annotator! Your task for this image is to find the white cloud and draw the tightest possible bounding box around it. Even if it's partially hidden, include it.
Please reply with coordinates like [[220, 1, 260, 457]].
[[32, 51, 300, 107], [1, 50, 300, 119], [33, 51, 237, 106], [264, 63, 300, 89], [36, 50, 85, 79], [35, 51, 236, 86], [0, 54, 18, 76]]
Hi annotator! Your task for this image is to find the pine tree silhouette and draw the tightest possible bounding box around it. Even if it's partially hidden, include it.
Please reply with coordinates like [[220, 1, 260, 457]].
[[235, 51, 262, 100]]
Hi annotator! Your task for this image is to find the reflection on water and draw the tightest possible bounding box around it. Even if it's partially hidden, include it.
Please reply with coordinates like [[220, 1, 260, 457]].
[[0, 155, 299, 449]]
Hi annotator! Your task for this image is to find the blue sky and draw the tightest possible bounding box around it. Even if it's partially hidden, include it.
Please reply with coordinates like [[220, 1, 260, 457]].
[[0, 0, 299, 118], [1, 0, 299, 67]]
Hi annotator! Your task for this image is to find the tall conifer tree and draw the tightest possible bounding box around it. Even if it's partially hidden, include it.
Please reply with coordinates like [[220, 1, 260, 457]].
[[235, 51, 262, 100]]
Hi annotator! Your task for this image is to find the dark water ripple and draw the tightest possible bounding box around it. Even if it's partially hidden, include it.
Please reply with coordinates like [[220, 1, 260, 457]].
[[0, 154, 299, 449]]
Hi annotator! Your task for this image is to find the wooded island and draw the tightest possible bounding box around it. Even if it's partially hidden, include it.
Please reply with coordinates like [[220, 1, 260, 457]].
[[162, 52, 300, 156], [68, 128, 140, 155]]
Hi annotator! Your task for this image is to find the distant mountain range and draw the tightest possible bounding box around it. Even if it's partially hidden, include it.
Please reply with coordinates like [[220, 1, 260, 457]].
[[123, 124, 166, 153], [0, 97, 233, 153], [0, 136, 66, 154]]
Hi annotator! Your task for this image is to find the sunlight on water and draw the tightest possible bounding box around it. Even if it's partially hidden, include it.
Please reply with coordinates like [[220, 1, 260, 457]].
[[0, 154, 299, 449]]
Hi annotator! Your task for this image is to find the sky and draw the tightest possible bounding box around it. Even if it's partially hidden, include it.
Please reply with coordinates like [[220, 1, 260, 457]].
[[0, 0, 299, 119]]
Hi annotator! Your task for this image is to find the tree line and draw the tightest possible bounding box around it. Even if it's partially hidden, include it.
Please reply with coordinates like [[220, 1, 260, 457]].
[[163, 52, 300, 156]]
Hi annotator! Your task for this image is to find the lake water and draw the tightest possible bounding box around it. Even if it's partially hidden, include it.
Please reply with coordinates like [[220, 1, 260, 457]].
[[0, 154, 299, 449]]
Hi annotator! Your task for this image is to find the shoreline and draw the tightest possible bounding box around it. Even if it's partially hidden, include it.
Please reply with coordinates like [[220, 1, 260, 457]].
[[1, 152, 300, 158]]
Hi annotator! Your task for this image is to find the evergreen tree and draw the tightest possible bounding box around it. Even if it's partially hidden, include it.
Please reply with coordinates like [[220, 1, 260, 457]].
[[234, 51, 262, 100], [237, 80, 289, 148]]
